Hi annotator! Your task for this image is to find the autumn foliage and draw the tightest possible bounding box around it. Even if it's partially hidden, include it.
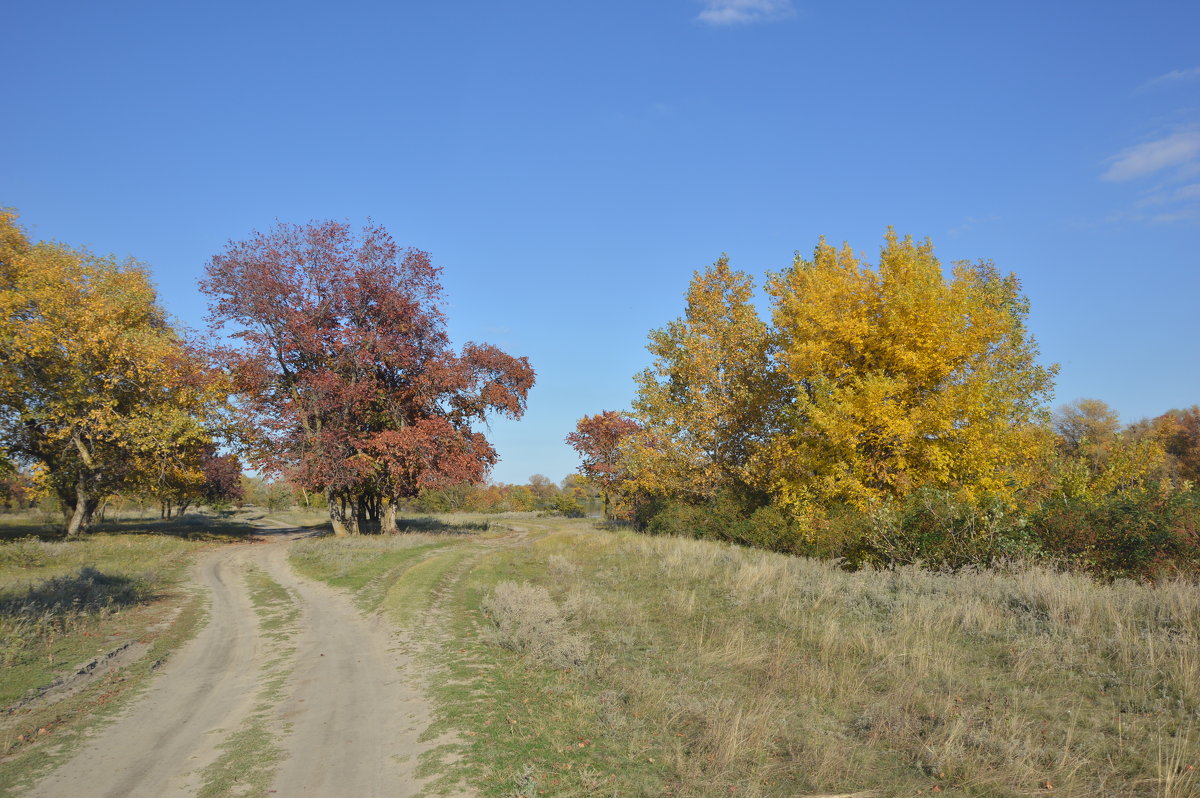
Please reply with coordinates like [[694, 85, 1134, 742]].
[[630, 257, 780, 505], [593, 231, 1200, 576], [565, 411, 640, 519], [4, 202, 1195, 574], [619, 232, 1055, 519], [766, 232, 1056, 513], [201, 219, 534, 535], [0, 209, 228, 534]]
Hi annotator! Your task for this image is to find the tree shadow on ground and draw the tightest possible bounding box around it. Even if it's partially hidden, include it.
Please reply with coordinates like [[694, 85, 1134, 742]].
[[0, 510, 490, 542], [299, 515, 489, 537], [0, 566, 153, 618], [0, 511, 264, 543], [393, 516, 490, 535]]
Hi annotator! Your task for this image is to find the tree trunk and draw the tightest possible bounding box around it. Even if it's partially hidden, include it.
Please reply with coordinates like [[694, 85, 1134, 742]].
[[65, 475, 89, 537], [82, 497, 100, 531], [327, 489, 351, 536], [381, 499, 398, 535], [602, 485, 610, 521], [345, 495, 362, 536]]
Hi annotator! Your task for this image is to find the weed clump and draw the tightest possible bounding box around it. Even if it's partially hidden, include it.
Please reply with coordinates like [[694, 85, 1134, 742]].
[[2, 566, 150, 614], [545, 554, 580, 580], [481, 581, 590, 670]]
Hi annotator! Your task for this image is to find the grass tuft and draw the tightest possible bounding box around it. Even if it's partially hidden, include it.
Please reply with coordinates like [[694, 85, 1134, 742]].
[[481, 581, 591, 671]]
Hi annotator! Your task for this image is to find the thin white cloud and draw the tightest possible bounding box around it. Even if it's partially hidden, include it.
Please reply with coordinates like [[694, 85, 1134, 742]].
[[947, 214, 1000, 238], [1174, 183, 1200, 201], [1138, 66, 1200, 92], [1135, 182, 1200, 207], [696, 0, 795, 26], [1101, 126, 1200, 224], [1101, 130, 1200, 181], [1150, 209, 1200, 224]]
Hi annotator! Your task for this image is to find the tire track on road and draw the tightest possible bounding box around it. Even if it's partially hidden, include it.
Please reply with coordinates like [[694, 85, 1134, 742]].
[[24, 528, 454, 798], [257, 539, 435, 797], [25, 545, 264, 798]]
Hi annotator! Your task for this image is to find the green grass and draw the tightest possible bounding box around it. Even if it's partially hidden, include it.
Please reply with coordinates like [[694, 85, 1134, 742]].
[[293, 515, 1200, 797], [379, 549, 476, 626], [418, 527, 676, 797], [290, 536, 454, 593]]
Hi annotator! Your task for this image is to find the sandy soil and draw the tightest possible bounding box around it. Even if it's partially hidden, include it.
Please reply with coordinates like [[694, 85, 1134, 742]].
[[24, 529, 442, 798]]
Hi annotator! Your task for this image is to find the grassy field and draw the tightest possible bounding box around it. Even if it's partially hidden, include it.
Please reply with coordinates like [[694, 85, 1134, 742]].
[[0, 516, 239, 793], [294, 516, 1200, 798], [5, 510, 1196, 796]]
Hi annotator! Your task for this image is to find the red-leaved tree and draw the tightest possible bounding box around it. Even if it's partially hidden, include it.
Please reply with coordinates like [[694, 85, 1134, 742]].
[[200, 447, 244, 508], [566, 411, 641, 520], [201, 220, 534, 535]]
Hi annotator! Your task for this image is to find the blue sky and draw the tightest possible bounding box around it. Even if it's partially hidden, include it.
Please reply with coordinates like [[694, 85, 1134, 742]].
[[4, 0, 1198, 485]]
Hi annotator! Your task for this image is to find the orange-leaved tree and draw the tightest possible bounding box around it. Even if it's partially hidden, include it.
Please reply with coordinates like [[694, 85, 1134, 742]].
[[1152, 406, 1200, 484], [201, 219, 534, 535], [566, 411, 640, 520]]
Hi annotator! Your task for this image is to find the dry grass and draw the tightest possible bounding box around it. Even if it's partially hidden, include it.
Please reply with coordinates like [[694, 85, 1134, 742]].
[[0, 535, 201, 695], [0, 566, 152, 667], [289, 516, 1200, 796], [442, 525, 1200, 796], [0, 532, 209, 792], [482, 581, 591, 670]]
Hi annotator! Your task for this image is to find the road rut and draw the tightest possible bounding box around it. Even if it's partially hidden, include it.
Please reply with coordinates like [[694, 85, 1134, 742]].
[[25, 530, 438, 798]]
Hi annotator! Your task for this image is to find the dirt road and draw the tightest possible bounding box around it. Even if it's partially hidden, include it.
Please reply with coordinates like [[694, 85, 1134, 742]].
[[25, 530, 440, 798]]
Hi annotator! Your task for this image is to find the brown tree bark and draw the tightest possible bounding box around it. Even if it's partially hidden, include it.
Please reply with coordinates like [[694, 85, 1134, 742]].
[[65, 475, 90, 537], [345, 496, 362, 535], [381, 498, 398, 534], [327, 489, 350, 536]]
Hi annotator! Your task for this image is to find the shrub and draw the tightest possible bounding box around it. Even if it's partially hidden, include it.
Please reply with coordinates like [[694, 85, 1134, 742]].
[[637, 485, 1200, 578], [0, 566, 152, 667], [0, 566, 150, 615], [643, 493, 802, 554], [548, 495, 585, 518], [838, 488, 1040, 570], [1032, 487, 1200, 578], [644, 501, 710, 539], [481, 581, 590, 669]]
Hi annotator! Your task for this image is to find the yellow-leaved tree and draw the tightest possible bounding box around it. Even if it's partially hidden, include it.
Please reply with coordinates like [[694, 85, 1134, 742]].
[[630, 256, 782, 503], [765, 231, 1056, 515], [1049, 398, 1171, 500], [0, 210, 227, 535]]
